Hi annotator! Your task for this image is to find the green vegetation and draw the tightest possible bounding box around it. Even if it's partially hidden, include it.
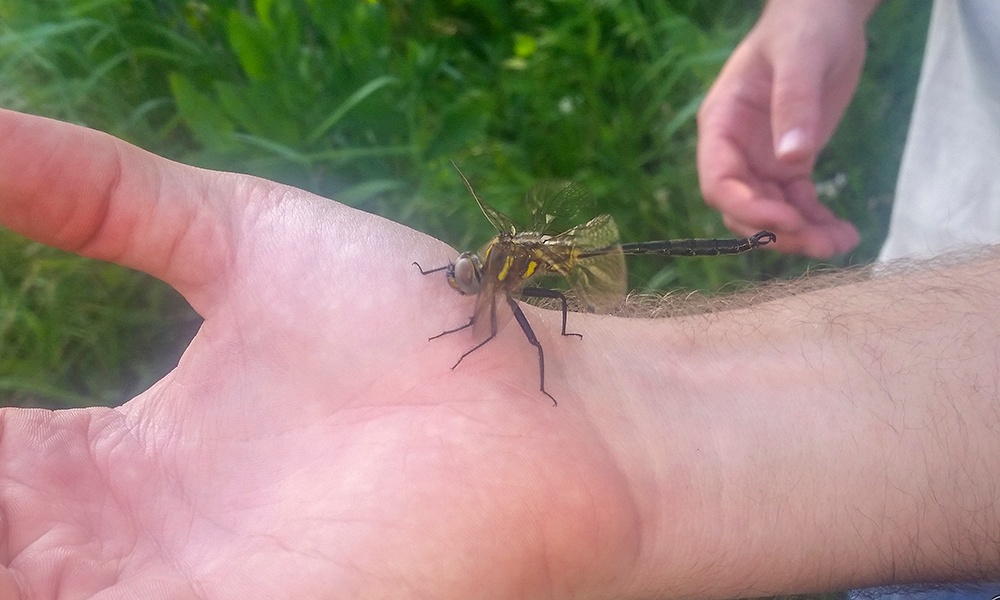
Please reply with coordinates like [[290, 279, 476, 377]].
[[0, 0, 930, 408]]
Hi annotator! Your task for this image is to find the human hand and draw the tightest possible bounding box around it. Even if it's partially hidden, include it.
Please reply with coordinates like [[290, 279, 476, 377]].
[[0, 110, 662, 599], [696, 0, 879, 258]]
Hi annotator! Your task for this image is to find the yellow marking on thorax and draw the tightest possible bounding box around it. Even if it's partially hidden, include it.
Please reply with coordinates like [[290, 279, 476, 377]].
[[523, 260, 538, 279], [497, 255, 514, 282]]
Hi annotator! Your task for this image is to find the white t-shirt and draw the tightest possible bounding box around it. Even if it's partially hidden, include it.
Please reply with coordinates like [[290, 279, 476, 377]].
[[879, 0, 1000, 261]]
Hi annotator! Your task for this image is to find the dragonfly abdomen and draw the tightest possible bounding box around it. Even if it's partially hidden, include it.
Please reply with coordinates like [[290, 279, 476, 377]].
[[617, 231, 776, 257]]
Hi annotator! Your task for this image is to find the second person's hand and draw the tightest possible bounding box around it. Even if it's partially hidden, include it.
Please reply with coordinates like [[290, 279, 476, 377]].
[[696, 0, 879, 258]]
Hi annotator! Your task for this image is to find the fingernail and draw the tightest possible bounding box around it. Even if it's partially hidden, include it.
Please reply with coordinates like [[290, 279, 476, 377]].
[[777, 128, 808, 159]]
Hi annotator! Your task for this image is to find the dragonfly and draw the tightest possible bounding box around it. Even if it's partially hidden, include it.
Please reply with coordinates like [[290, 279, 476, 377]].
[[414, 164, 776, 405]]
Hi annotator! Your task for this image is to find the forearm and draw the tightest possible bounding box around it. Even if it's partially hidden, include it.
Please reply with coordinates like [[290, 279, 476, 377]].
[[600, 250, 1000, 596]]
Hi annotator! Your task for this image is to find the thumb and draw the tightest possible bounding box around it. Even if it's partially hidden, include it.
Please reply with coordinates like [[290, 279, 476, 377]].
[[770, 64, 823, 164]]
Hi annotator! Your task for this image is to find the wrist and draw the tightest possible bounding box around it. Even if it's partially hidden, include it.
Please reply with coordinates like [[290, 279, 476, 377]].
[[763, 0, 881, 26]]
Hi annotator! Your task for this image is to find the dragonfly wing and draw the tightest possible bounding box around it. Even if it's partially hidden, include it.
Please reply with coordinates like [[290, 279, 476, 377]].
[[570, 247, 626, 313], [524, 180, 595, 234], [548, 214, 626, 313]]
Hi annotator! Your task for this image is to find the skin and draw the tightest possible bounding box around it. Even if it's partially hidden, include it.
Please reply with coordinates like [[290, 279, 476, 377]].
[[1, 109, 999, 599], [697, 0, 882, 258]]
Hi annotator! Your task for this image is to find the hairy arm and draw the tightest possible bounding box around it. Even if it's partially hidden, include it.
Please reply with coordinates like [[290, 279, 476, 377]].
[[595, 253, 1000, 595], [0, 109, 997, 598]]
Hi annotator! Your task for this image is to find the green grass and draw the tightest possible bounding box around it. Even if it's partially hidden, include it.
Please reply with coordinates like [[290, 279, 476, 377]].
[[0, 0, 929, 415], [0, 235, 199, 406]]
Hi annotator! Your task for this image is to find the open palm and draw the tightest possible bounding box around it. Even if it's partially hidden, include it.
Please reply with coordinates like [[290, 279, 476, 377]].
[[0, 111, 651, 599]]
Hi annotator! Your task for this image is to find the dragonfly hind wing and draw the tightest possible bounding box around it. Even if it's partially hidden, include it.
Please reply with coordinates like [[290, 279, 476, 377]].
[[551, 214, 627, 313], [568, 246, 626, 313]]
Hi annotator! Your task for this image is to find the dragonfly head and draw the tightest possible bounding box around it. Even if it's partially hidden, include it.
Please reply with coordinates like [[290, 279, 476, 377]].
[[448, 252, 483, 295]]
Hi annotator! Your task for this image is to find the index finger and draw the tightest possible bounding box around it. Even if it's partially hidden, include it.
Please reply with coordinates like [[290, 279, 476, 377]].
[[0, 110, 232, 314]]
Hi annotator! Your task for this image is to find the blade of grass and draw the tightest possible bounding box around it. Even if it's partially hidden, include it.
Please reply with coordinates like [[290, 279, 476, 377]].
[[306, 75, 397, 144]]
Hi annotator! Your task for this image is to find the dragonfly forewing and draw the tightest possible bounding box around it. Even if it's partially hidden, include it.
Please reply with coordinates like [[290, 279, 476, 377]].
[[524, 180, 594, 234]]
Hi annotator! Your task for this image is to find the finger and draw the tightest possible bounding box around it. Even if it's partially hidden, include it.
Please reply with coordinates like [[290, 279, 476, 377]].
[[700, 133, 834, 256], [781, 225, 859, 259], [770, 62, 823, 164], [722, 177, 861, 259], [783, 178, 861, 256], [706, 174, 806, 236], [783, 178, 836, 223], [697, 106, 807, 235], [0, 110, 230, 312], [723, 211, 858, 259]]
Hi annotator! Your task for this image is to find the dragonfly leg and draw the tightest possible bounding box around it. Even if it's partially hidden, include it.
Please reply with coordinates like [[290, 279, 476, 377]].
[[521, 287, 583, 339], [412, 261, 451, 275], [450, 330, 497, 370], [506, 295, 557, 406], [450, 294, 499, 369], [429, 317, 474, 341]]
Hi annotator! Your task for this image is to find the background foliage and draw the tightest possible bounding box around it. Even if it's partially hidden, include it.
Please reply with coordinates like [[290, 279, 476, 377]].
[[0, 0, 930, 408]]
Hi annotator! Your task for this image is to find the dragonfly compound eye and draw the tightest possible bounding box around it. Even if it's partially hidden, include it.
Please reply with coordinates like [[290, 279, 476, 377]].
[[448, 253, 482, 295]]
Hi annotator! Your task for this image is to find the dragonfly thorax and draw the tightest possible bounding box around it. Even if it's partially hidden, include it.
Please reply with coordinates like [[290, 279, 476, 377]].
[[448, 251, 484, 295]]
